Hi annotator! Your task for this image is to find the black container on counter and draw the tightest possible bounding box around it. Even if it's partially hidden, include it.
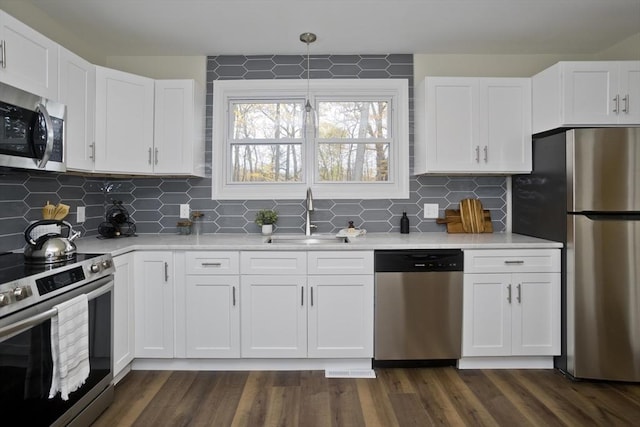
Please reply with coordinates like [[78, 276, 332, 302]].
[[400, 211, 410, 234]]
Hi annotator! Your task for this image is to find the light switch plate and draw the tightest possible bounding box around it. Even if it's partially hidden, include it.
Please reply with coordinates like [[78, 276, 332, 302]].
[[424, 203, 439, 219], [77, 206, 86, 223], [179, 204, 190, 219]]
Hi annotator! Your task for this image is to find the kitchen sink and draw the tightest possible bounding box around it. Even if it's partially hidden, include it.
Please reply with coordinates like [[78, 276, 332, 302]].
[[265, 235, 349, 245]]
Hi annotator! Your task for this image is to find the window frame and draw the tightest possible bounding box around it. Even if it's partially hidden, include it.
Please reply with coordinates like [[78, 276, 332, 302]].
[[212, 79, 409, 200]]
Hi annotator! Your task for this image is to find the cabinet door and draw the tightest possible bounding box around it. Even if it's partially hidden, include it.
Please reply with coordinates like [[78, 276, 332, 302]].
[[185, 275, 240, 358], [94, 66, 154, 174], [134, 252, 174, 358], [307, 275, 373, 358], [619, 62, 640, 124], [113, 253, 135, 376], [0, 11, 58, 99], [58, 47, 96, 172], [425, 77, 480, 172], [154, 80, 204, 176], [462, 273, 511, 357], [481, 78, 531, 173], [511, 273, 560, 356], [562, 62, 619, 125], [240, 275, 307, 358]]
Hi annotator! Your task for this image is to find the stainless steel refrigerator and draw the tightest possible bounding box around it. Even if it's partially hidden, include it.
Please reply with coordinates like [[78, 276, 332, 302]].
[[513, 127, 640, 382]]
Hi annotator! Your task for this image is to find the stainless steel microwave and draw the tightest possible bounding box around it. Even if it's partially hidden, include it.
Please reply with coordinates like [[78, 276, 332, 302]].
[[0, 82, 66, 172]]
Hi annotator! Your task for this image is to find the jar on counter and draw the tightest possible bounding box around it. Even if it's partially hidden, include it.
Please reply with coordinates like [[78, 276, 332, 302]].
[[191, 211, 204, 236], [177, 220, 192, 235]]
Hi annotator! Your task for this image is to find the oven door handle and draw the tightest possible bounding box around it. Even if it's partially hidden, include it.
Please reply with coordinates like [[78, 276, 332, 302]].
[[0, 278, 112, 341]]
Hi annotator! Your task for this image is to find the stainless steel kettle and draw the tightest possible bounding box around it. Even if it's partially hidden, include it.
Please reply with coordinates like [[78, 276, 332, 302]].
[[24, 220, 81, 264]]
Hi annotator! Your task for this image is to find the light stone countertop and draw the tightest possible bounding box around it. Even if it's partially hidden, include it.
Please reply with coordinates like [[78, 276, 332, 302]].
[[74, 232, 562, 257]]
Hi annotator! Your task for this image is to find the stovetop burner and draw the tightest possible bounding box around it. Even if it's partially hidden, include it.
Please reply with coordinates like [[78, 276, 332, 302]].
[[0, 252, 113, 319]]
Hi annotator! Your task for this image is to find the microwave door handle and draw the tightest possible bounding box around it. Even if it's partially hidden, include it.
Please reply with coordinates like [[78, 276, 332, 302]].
[[35, 103, 54, 169]]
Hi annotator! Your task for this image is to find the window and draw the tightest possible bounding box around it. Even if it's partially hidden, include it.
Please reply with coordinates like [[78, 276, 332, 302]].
[[212, 79, 408, 200]]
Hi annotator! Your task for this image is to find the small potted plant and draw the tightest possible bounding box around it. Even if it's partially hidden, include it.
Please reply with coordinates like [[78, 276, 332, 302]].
[[255, 209, 278, 235]]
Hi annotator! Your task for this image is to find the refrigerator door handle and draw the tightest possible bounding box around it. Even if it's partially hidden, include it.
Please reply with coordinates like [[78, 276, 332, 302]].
[[572, 211, 640, 221]]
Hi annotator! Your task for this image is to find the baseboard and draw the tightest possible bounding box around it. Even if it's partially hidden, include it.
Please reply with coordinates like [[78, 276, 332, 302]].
[[457, 356, 555, 369]]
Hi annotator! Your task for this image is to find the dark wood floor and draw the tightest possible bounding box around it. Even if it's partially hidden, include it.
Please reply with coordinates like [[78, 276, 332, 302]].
[[92, 367, 640, 426]]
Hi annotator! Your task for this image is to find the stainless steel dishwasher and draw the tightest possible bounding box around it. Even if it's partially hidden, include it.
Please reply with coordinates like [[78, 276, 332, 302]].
[[374, 249, 463, 365]]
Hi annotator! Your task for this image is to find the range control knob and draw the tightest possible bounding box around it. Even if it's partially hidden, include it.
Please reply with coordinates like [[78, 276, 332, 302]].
[[90, 263, 101, 273], [13, 287, 29, 301], [0, 293, 10, 306], [101, 259, 112, 269]]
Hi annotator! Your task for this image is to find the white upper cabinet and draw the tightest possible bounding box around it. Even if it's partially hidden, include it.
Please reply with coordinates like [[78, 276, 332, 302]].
[[154, 80, 205, 177], [94, 67, 205, 176], [533, 61, 640, 133], [94, 66, 155, 174], [59, 47, 96, 172], [0, 11, 58, 99], [415, 77, 531, 174]]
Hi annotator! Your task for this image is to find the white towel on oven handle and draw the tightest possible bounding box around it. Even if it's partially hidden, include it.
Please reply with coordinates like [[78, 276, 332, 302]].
[[49, 293, 90, 401]]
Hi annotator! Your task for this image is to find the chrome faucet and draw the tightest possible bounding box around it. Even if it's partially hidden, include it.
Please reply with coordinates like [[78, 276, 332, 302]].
[[305, 187, 316, 236]]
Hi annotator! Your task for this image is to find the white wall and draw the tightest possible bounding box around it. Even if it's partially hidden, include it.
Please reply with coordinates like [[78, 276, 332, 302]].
[[105, 56, 206, 88], [595, 33, 640, 60], [413, 53, 592, 80], [0, 0, 98, 63], [414, 32, 640, 80]]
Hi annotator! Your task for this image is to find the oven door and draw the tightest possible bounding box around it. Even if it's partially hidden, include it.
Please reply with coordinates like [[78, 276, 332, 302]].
[[0, 277, 113, 427]]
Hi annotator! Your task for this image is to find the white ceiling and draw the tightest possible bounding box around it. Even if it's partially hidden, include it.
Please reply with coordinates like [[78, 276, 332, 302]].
[[10, 0, 640, 56]]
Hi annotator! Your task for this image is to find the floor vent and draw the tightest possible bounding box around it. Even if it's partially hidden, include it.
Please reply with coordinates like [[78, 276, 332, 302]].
[[325, 369, 376, 379]]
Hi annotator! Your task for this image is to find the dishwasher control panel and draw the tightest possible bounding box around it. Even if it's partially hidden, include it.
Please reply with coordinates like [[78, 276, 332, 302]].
[[374, 249, 463, 272]]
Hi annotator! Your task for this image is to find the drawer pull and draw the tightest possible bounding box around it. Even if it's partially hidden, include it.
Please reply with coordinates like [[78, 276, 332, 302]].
[[504, 260, 525, 265], [201, 262, 222, 267]]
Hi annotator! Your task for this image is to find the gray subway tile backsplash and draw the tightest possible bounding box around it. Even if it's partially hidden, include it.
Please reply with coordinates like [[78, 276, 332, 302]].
[[0, 53, 507, 252]]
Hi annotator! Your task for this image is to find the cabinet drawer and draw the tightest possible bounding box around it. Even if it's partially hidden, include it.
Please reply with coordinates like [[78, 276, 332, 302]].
[[307, 251, 373, 275], [241, 251, 306, 275], [464, 249, 560, 273], [185, 251, 239, 275]]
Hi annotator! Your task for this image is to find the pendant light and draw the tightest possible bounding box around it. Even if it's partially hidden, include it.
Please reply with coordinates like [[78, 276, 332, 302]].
[[300, 32, 317, 134]]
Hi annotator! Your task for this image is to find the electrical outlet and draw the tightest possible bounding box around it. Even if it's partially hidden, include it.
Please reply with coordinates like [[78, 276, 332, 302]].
[[77, 206, 86, 223], [180, 204, 190, 219], [424, 203, 439, 219]]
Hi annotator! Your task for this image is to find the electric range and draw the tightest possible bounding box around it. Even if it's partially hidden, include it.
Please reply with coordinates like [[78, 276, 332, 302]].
[[0, 252, 114, 318]]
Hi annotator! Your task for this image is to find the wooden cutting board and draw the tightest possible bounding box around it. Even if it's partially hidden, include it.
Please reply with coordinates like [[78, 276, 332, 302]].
[[436, 208, 493, 233], [460, 198, 485, 233]]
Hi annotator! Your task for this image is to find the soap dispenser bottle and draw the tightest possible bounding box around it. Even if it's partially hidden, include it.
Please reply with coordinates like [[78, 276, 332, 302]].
[[400, 211, 410, 234]]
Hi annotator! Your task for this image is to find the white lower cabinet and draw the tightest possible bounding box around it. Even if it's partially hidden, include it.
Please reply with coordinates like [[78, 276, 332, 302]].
[[307, 274, 373, 358], [134, 251, 174, 358], [112, 253, 134, 377], [183, 251, 240, 358], [461, 249, 560, 367], [240, 274, 308, 358], [240, 251, 374, 359]]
